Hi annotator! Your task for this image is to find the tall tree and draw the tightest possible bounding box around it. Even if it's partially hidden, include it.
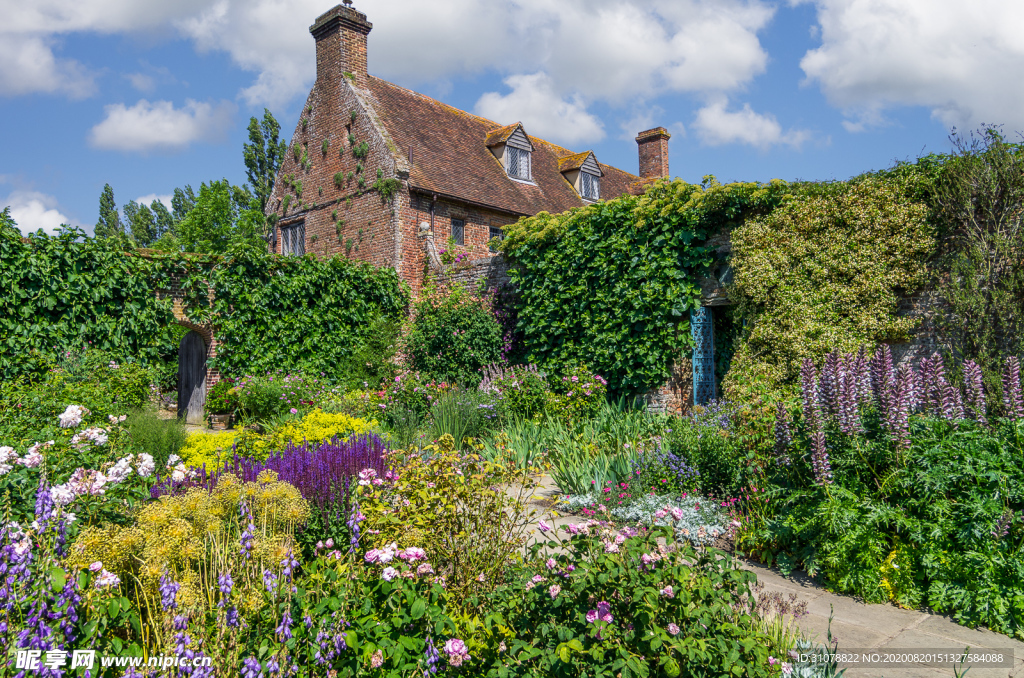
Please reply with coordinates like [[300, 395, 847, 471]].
[[151, 200, 174, 240], [243, 109, 287, 218], [125, 201, 157, 245], [95, 184, 122, 239], [175, 180, 263, 254], [172, 185, 197, 224]]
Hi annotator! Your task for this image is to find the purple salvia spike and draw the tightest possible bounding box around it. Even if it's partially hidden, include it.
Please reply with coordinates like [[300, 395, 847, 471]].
[[1003, 357, 1024, 419], [800, 358, 820, 427], [963, 360, 988, 426]]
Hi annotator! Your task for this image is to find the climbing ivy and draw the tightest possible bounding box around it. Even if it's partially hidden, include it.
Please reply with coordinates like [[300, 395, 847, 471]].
[[0, 213, 177, 379], [500, 178, 791, 398], [173, 242, 409, 378]]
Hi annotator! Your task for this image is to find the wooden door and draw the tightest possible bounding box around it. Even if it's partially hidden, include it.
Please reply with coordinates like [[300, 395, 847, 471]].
[[178, 331, 207, 425]]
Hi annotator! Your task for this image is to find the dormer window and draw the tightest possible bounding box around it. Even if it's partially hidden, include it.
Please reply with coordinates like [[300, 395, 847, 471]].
[[485, 122, 534, 183], [580, 171, 599, 200], [558, 151, 603, 202], [507, 146, 531, 180]]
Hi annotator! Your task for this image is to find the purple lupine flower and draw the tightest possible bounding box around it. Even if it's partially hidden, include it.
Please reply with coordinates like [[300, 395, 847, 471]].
[[886, 365, 913, 449], [217, 572, 233, 608], [280, 550, 298, 580], [818, 351, 839, 416], [964, 360, 988, 426], [1003, 357, 1024, 419], [855, 346, 872, 405], [773, 402, 791, 466], [940, 377, 965, 422], [159, 572, 181, 611], [34, 476, 55, 531], [809, 429, 832, 486], [800, 359, 821, 427], [346, 499, 363, 553], [870, 345, 894, 406]]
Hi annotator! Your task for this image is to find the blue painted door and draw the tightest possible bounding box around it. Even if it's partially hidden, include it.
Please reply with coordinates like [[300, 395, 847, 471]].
[[690, 306, 716, 405]]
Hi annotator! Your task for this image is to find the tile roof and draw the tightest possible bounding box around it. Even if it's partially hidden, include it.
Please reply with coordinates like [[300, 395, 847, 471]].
[[484, 122, 525, 148], [557, 151, 596, 174], [363, 76, 639, 216]]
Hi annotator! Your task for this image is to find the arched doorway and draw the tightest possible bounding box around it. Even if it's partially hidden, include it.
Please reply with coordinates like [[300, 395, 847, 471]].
[[178, 330, 207, 425]]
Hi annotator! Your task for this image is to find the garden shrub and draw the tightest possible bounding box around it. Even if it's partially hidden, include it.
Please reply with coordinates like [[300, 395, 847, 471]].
[[545, 364, 608, 424], [179, 429, 243, 470], [206, 378, 239, 414], [478, 363, 549, 422], [69, 471, 309, 614], [406, 283, 505, 385], [233, 371, 336, 421], [358, 442, 539, 604], [745, 347, 1024, 638], [500, 177, 792, 398], [724, 178, 935, 401], [667, 399, 750, 499]]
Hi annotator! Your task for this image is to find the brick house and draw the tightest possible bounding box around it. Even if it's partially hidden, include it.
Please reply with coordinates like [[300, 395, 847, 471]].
[[266, 2, 672, 295]]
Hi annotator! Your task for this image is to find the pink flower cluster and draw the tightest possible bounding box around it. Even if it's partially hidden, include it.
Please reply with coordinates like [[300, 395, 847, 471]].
[[585, 601, 613, 624], [358, 468, 383, 486], [364, 542, 436, 581], [443, 638, 470, 667]]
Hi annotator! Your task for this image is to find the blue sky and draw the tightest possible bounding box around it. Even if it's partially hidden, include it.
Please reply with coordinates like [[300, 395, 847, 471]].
[[2, 0, 1023, 235]]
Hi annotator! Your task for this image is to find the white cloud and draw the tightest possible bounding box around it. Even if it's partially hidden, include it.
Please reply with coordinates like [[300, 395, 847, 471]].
[[125, 72, 156, 92], [693, 98, 812, 149], [3, 190, 77, 235], [134, 193, 173, 209], [474, 73, 605, 146], [0, 35, 95, 98], [798, 0, 1024, 132], [89, 99, 235, 152]]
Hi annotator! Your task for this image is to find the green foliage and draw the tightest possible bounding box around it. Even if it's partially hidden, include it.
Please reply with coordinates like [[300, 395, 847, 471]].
[[427, 389, 496, 449], [123, 406, 189, 471], [244, 108, 287, 216], [353, 141, 369, 159], [373, 176, 402, 202], [171, 185, 197, 223], [926, 128, 1024, 402], [752, 416, 1024, 638], [321, 139, 329, 155], [483, 525, 775, 678], [94, 183, 122, 239], [667, 400, 748, 498], [333, 172, 344, 188], [406, 284, 504, 386], [502, 177, 791, 398], [206, 379, 239, 415], [175, 247, 408, 380], [150, 198, 175, 242], [545, 365, 608, 424], [174, 180, 265, 254], [725, 178, 935, 397], [124, 199, 157, 246], [0, 219, 176, 380]]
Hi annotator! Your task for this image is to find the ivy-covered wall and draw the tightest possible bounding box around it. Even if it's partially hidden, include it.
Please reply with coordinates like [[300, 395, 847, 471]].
[[499, 177, 791, 398]]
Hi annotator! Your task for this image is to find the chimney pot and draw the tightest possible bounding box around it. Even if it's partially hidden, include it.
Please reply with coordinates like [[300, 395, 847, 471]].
[[310, 4, 372, 86], [636, 127, 670, 179]]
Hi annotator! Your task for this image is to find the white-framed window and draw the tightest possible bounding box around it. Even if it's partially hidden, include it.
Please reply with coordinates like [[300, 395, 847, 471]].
[[506, 146, 531, 181], [580, 171, 600, 200], [451, 218, 465, 246], [281, 222, 305, 256]]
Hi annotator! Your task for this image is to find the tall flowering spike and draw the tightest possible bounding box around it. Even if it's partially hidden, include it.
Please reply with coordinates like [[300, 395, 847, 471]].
[[809, 429, 832, 486], [800, 359, 821, 427], [855, 346, 872, 405], [34, 476, 55, 529], [774, 403, 792, 466], [870, 344, 894, 406], [1003, 357, 1024, 419], [837, 354, 863, 435], [963, 360, 988, 426], [819, 351, 840, 416], [887, 365, 913, 449]]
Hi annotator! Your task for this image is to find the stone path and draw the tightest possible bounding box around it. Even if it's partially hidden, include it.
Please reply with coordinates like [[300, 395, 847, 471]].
[[520, 475, 1024, 678]]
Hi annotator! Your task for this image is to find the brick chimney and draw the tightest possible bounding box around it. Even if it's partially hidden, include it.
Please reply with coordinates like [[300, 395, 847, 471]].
[[310, 3, 372, 87], [636, 127, 671, 179]]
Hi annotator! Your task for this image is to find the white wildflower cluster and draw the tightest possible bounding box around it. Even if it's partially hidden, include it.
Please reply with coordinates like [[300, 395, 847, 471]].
[[165, 454, 195, 483], [0, 447, 18, 476], [49, 454, 156, 507], [107, 414, 128, 425], [59, 405, 89, 428], [19, 441, 53, 468], [70, 427, 108, 448]]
